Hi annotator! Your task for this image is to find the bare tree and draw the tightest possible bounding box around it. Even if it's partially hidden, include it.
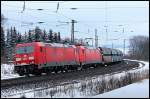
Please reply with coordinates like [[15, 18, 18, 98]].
[[129, 35, 149, 60]]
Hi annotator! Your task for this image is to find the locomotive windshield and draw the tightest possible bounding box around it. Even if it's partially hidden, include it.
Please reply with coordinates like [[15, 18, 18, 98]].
[[16, 46, 34, 54]]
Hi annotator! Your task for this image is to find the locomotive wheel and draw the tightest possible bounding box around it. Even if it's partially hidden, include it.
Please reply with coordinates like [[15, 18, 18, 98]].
[[34, 69, 41, 75], [73, 66, 78, 71], [93, 64, 97, 68], [64, 66, 68, 72], [83, 65, 88, 69], [54, 68, 58, 73], [54, 70, 58, 73], [72, 66, 77, 71], [77, 66, 82, 71], [24, 68, 30, 77], [64, 68, 68, 72], [60, 67, 64, 73], [25, 74, 30, 77], [36, 72, 41, 75], [18, 70, 24, 76], [46, 70, 51, 75], [19, 72, 24, 76]]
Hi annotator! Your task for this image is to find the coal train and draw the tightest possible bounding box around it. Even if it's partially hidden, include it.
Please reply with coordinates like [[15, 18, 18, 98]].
[[14, 42, 123, 76]]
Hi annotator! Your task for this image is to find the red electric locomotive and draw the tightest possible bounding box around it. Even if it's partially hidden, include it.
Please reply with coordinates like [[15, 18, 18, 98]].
[[14, 42, 103, 76]]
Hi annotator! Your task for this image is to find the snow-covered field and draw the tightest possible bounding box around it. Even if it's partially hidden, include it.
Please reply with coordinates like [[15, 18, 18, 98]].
[[91, 79, 149, 98], [124, 59, 149, 70], [1, 64, 21, 80], [1, 59, 149, 98], [91, 59, 149, 98]]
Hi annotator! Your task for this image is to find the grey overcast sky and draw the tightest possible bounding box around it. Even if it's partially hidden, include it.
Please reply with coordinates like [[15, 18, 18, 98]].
[[1, 1, 149, 53]]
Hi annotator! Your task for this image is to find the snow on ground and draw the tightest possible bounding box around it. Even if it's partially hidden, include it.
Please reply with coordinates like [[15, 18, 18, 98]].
[[8, 76, 149, 98], [1, 60, 149, 98], [1, 74, 21, 80], [1, 64, 14, 74], [124, 59, 149, 68], [91, 60, 149, 98], [112, 59, 149, 79], [1, 64, 20, 80], [91, 79, 149, 98]]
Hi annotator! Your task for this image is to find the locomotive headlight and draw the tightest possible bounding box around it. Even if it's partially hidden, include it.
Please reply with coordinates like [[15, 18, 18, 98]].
[[29, 61, 34, 64], [17, 63, 21, 65], [29, 56, 34, 60], [31, 61, 34, 64], [16, 58, 21, 61]]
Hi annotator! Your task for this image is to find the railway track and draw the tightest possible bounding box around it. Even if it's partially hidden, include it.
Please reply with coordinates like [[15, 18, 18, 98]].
[[1, 60, 141, 88]]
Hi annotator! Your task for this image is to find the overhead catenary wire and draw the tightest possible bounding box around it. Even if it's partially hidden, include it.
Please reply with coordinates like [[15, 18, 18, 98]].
[[23, 1, 69, 4], [2, 4, 148, 10], [2, 3, 148, 22], [7, 18, 60, 25], [2, 2, 148, 38], [3, 9, 148, 24]]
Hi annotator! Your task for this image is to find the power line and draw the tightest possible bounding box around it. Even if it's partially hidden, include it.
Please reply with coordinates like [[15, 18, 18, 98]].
[[2, 4, 148, 10], [2, 3, 148, 21], [77, 20, 148, 23], [24, 1, 69, 4], [2, 2, 148, 37], [2, 5, 53, 11], [6, 18, 60, 26], [63, 6, 148, 9], [26, 2, 58, 4], [2, 9, 148, 24]]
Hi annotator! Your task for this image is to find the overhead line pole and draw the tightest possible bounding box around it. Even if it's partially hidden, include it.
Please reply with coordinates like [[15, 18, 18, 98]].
[[124, 39, 126, 56], [95, 29, 98, 48], [57, 19, 77, 44], [71, 20, 77, 44]]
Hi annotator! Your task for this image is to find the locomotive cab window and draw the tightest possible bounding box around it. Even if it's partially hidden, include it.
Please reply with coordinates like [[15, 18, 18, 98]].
[[16, 46, 34, 54]]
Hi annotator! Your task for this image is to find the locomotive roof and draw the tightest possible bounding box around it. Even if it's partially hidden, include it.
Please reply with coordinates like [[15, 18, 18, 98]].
[[16, 42, 98, 49], [16, 42, 39, 47], [44, 42, 76, 48]]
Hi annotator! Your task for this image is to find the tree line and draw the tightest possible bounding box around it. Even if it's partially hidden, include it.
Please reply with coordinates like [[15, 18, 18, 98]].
[[127, 35, 149, 61], [1, 14, 64, 62], [1, 14, 88, 63], [1, 25, 64, 62]]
